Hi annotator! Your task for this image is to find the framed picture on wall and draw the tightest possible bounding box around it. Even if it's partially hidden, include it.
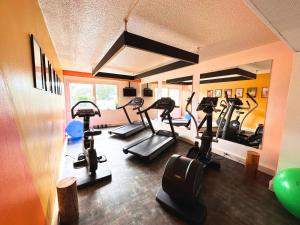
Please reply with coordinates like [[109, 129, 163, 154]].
[[224, 89, 232, 97], [58, 77, 61, 95], [49, 64, 53, 93], [55, 73, 59, 95], [261, 87, 269, 98], [53, 71, 57, 94], [215, 89, 222, 98], [30, 34, 44, 90], [235, 88, 244, 98], [57, 77, 60, 95], [43, 54, 51, 92], [207, 90, 213, 97], [247, 87, 257, 98]]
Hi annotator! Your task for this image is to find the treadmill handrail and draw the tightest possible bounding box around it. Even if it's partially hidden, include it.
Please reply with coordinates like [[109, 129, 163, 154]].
[[138, 97, 177, 138], [116, 97, 145, 125], [116, 97, 144, 110], [137, 97, 175, 116]]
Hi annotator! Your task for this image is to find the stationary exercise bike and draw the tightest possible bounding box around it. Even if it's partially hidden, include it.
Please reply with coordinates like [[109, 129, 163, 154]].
[[156, 95, 224, 224], [71, 101, 111, 188]]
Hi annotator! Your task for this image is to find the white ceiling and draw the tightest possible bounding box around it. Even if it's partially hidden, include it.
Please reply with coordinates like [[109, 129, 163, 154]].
[[100, 46, 175, 76], [39, 0, 278, 73], [248, 0, 300, 52]]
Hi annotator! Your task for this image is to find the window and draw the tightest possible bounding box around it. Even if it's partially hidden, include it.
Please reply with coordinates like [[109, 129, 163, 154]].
[[155, 87, 169, 100], [155, 87, 180, 105], [96, 84, 118, 110], [69, 83, 93, 108], [162, 88, 168, 97], [169, 89, 180, 106]]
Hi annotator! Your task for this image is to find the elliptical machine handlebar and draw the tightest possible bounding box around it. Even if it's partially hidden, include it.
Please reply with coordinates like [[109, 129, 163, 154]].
[[224, 90, 229, 102], [220, 100, 227, 108], [247, 93, 258, 104], [184, 92, 201, 138], [71, 101, 101, 118], [238, 100, 251, 110], [238, 93, 259, 133], [186, 92, 195, 107], [215, 93, 231, 141]]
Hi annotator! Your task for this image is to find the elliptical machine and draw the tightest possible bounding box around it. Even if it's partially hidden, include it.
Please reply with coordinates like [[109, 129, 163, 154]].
[[222, 92, 263, 148], [216, 99, 228, 129], [186, 93, 222, 169], [156, 94, 224, 224], [71, 101, 111, 188]]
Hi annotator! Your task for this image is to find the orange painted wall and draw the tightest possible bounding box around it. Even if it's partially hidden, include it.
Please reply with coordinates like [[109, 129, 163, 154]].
[[199, 73, 270, 130], [0, 0, 65, 225]]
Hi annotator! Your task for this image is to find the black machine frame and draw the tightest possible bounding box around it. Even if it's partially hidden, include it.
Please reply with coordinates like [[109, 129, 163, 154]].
[[123, 97, 178, 160], [71, 101, 111, 188], [92, 31, 199, 79], [108, 97, 147, 138]]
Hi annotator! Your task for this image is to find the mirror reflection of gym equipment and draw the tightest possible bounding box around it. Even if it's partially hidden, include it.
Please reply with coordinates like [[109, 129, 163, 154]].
[[197, 60, 272, 149]]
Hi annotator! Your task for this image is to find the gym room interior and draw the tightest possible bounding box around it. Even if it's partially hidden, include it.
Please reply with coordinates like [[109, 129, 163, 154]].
[[1, 0, 300, 225]]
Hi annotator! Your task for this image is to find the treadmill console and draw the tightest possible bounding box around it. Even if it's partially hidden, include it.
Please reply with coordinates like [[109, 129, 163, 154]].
[[197, 97, 218, 111], [154, 98, 175, 111], [129, 97, 144, 107]]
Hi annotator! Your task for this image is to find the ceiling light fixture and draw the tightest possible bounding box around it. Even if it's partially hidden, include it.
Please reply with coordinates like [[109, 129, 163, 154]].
[[92, 0, 199, 80]]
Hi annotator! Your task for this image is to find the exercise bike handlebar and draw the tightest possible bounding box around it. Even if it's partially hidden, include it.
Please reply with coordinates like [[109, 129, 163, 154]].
[[71, 101, 101, 118]]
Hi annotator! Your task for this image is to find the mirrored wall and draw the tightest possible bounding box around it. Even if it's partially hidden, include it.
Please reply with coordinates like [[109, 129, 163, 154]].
[[198, 59, 273, 149]]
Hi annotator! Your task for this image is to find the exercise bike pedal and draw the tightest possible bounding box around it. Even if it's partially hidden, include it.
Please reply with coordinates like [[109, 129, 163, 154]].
[[97, 155, 107, 163], [73, 159, 87, 168], [77, 153, 86, 161]]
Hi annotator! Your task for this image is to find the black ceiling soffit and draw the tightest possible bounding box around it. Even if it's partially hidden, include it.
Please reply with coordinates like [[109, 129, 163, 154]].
[[166, 76, 193, 85], [166, 68, 256, 85], [201, 68, 256, 79], [95, 72, 135, 80], [93, 31, 199, 80]]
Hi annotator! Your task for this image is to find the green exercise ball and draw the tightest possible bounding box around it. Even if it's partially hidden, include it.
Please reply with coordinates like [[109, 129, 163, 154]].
[[273, 168, 300, 218]]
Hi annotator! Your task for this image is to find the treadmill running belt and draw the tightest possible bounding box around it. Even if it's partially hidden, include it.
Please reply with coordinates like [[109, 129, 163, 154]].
[[127, 135, 173, 157], [113, 123, 143, 135]]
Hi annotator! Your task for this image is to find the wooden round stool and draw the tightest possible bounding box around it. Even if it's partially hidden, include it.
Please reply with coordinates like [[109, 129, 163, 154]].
[[57, 177, 79, 224], [245, 151, 260, 178]]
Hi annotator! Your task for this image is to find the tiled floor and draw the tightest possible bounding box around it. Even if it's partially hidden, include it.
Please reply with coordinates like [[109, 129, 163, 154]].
[[63, 130, 299, 225]]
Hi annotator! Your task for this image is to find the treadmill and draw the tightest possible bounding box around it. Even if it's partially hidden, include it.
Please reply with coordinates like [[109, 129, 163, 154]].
[[109, 97, 147, 138], [123, 97, 178, 160]]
